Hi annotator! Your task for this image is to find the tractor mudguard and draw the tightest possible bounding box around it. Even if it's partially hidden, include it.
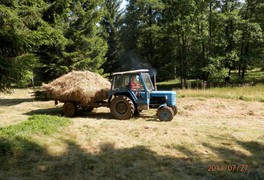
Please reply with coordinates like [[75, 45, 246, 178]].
[[157, 103, 168, 110]]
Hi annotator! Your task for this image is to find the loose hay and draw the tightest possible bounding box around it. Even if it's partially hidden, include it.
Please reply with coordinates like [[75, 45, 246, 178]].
[[42, 71, 111, 105]]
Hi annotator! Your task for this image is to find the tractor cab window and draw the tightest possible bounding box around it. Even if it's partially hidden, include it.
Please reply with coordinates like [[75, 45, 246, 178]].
[[131, 75, 144, 91], [112, 75, 130, 90], [142, 73, 154, 91]]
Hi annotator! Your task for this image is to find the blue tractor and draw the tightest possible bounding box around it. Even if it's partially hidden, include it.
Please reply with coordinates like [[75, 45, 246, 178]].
[[109, 69, 177, 121]]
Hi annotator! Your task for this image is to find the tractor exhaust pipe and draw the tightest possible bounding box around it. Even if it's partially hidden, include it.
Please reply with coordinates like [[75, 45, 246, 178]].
[[154, 74, 157, 91]]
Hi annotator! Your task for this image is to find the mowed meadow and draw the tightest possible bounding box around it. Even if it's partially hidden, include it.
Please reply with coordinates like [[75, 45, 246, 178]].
[[0, 84, 263, 179], [1, 0, 263, 178]]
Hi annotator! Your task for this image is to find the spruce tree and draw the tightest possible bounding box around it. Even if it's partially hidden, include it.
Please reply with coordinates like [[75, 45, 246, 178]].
[[36, 0, 107, 82], [65, 0, 107, 74], [0, 0, 41, 90], [101, 0, 123, 73]]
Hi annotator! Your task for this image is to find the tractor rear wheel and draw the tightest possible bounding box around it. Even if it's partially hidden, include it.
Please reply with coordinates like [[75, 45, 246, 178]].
[[110, 96, 135, 120], [157, 106, 174, 121], [63, 102, 77, 117]]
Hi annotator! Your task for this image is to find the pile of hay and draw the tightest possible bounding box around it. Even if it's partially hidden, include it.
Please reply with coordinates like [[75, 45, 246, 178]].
[[42, 71, 111, 105]]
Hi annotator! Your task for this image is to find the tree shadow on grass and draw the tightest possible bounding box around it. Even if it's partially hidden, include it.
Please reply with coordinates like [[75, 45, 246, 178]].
[[201, 140, 264, 179], [80, 111, 158, 121], [0, 137, 205, 179], [0, 98, 34, 106], [24, 107, 63, 116], [25, 108, 158, 121], [236, 141, 264, 179], [25, 108, 114, 120], [79, 111, 113, 120], [83, 111, 158, 121], [1, 133, 263, 179]]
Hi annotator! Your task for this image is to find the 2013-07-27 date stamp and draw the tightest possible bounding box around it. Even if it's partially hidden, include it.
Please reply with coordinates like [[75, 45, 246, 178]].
[[208, 164, 249, 172]]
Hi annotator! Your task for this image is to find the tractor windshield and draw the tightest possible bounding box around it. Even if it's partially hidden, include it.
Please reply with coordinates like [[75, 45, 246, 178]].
[[112, 75, 130, 90], [142, 73, 154, 91]]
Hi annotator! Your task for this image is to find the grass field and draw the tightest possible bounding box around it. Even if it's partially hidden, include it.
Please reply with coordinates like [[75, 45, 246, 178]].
[[0, 88, 263, 179], [158, 69, 264, 102], [157, 68, 264, 90], [177, 84, 264, 102]]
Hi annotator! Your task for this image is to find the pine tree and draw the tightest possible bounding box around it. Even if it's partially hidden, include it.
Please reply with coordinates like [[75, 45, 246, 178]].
[[65, 0, 107, 73], [100, 0, 123, 73], [0, 0, 42, 91], [119, 0, 164, 71], [35, 0, 70, 82], [119, 0, 142, 70], [36, 0, 107, 82]]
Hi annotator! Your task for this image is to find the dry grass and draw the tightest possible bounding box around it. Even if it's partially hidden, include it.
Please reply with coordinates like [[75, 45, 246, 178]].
[[0, 88, 62, 127], [0, 89, 264, 179], [42, 71, 111, 105], [177, 84, 264, 102]]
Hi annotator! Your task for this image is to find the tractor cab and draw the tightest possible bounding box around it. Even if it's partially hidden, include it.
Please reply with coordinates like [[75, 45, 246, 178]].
[[109, 69, 177, 121]]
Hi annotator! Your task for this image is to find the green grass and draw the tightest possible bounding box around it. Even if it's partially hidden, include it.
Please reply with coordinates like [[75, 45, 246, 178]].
[[0, 115, 71, 136], [177, 84, 264, 102], [157, 69, 264, 101], [237, 68, 264, 83], [0, 115, 72, 156], [156, 79, 181, 90], [157, 78, 180, 85], [158, 68, 264, 86]]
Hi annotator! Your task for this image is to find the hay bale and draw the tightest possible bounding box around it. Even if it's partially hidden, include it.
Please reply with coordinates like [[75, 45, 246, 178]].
[[42, 71, 111, 105]]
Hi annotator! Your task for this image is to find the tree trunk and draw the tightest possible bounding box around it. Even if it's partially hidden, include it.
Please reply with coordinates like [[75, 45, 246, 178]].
[[182, 33, 188, 89], [209, 1, 212, 38], [242, 37, 250, 79], [242, 68, 245, 79], [239, 0, 251, 79], [239, 32, 245, 79], [238, 65, 241, 78], [148, 6, 154, 64]]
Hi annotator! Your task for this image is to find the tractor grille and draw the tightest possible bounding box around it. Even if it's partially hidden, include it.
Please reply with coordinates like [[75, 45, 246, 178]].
[[171, 93, 176, 106]]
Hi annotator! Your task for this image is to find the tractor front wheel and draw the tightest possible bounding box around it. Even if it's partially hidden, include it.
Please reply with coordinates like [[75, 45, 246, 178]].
[[110, 96, 135, 120], [157, 106, 174, 121], [172, 106, 178, 116], [63, 102, 77, 117]]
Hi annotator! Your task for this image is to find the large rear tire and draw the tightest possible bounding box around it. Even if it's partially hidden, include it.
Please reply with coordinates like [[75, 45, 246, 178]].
[[63, 102, 77, 117], [110, 96, 135, 120], [157, 106, 174, 121]]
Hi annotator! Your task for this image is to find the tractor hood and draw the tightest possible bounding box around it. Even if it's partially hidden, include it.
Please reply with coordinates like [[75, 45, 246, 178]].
[[150, 91, 176, 106], [150, 91, 176, 96]]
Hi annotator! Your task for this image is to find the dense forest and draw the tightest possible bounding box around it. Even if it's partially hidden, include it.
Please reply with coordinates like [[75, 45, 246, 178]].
[[0, 0, 263, 91]]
